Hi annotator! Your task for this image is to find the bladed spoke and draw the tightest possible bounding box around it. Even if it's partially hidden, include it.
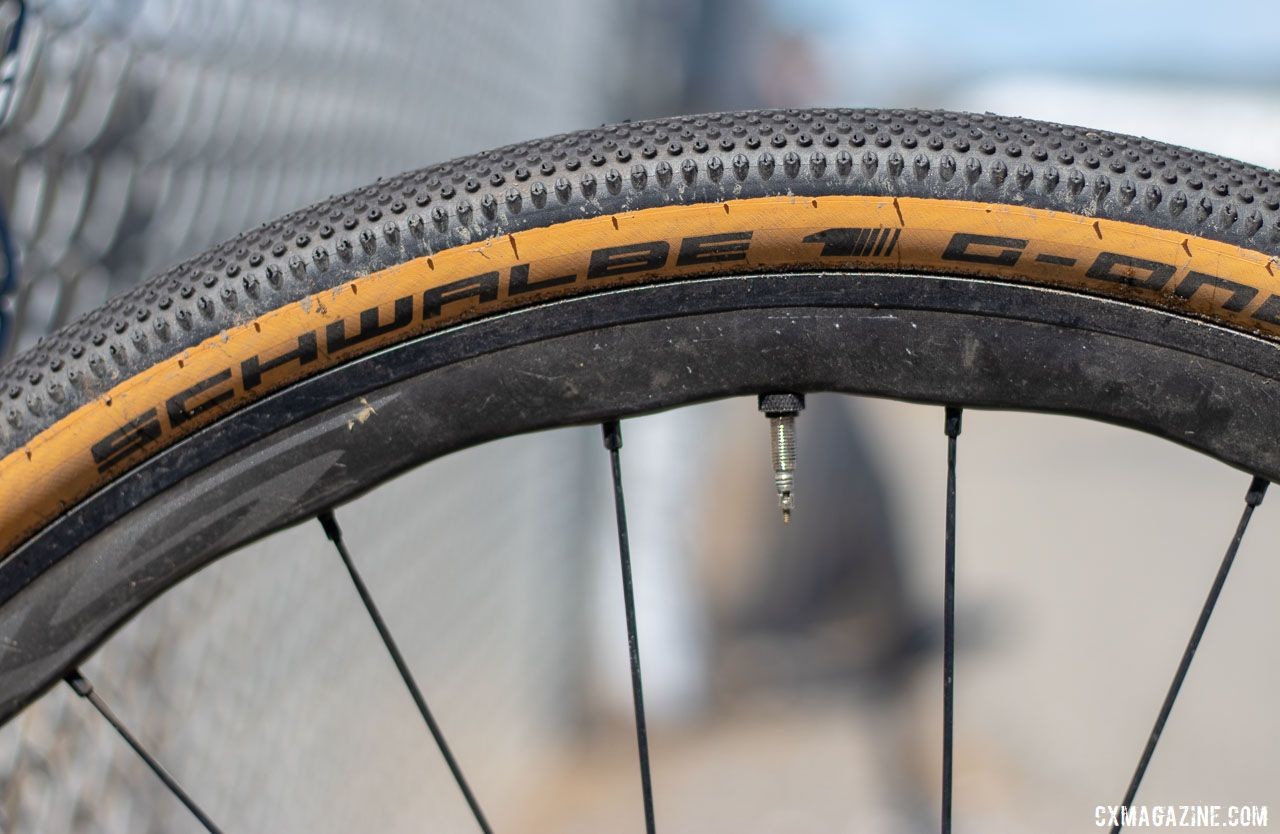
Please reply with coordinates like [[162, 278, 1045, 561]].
[[942, 407, 962, 834], [318, 510, 493, 834], [65, 670, 224, 834], [602, 420, 657, 834], [1110, 476, 1268, 834]]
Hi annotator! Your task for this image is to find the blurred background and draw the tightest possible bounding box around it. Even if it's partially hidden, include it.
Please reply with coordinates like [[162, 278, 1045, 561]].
[[1, 0, 1279, 831]]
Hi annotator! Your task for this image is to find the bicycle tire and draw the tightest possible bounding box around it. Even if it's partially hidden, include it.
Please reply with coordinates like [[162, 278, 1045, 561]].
[[2, 107, 1280, 721]]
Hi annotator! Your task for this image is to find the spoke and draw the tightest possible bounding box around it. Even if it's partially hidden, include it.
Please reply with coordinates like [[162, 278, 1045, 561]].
[[1110, 475, 1268, 834], [602, 420, 657, 834], [941, 407, 962, 834], [64, 670, 224, 834], [318, 510, 493, 834]]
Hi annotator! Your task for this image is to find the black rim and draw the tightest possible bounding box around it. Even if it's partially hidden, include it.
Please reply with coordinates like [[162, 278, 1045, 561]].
[[4, 270, 1280, 729]]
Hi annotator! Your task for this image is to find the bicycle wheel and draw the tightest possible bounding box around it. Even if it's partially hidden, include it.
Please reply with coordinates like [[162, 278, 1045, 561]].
[[1, 108, 1279, 824]]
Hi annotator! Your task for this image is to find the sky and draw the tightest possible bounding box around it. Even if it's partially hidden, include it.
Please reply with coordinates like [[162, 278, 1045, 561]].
[[765, 0, 1280, 103]]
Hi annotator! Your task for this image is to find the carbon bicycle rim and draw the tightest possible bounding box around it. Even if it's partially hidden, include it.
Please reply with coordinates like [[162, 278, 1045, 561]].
[[2, 108, 1279, 831]]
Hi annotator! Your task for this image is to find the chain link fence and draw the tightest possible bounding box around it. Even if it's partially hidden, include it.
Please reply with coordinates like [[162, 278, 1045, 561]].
[[0, 1, 652, 830]]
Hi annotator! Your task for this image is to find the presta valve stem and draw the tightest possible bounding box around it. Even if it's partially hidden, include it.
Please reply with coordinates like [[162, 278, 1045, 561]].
[[757, 393, 805, 523]]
